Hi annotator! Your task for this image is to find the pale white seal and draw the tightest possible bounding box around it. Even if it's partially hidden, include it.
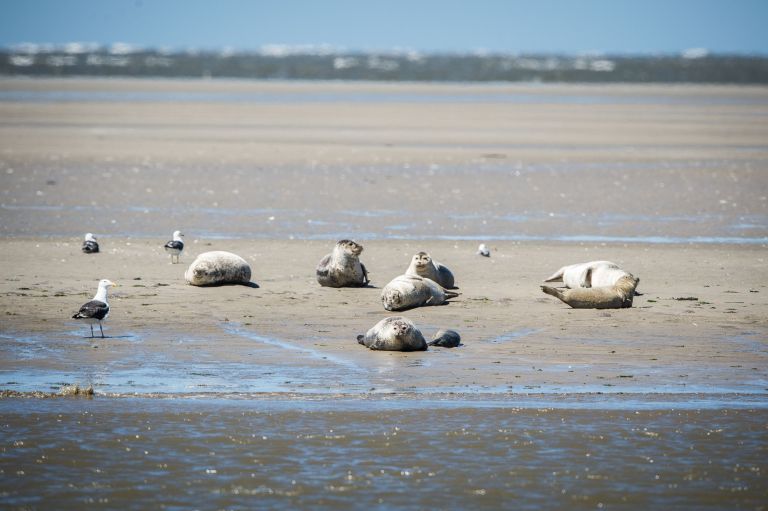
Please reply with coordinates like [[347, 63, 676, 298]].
[[405, 251, 456, 289], [357, 316, 427, 351], [316, 239, 369, 288], [381, 274, 459, 311], [544, 260, 634, 289], [184, 251, 252, 286], [541, 275, 639, 309]]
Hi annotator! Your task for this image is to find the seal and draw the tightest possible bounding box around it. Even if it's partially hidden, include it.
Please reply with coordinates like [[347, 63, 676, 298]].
[[316, 239, 370, 288], [477, 243, 491, 257], [184, 251, 252, 286], [544, 260, 634, 289], [405, 251, 456, 289], [428, 329, 461, 348], [381, 274, 459, 311], [541, 275, 640, 309], [357, 316, 427, 351]]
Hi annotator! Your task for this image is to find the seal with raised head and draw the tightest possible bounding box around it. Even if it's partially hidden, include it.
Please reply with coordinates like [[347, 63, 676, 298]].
[[428, 329, 461, 348], [381, 274, 459, 311], [405, 251, 456, 289], [185, 251, 252, 286], [316, 239, 369, 288], [544, 260, 633, 289], [541, 275, 639, 309], [357, 316, 427, 351]]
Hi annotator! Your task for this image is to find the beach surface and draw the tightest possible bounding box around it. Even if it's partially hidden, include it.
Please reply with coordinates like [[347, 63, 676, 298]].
[[1, 78, 767, 508]]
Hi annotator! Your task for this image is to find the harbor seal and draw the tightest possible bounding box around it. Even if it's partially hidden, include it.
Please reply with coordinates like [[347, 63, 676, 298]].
[[185, 251, 252, 286], [381, 274, 459, 311], [544, 260, 634, 289], [316, 239, 369, 288], [357, 316, 427, 351], [428, 329, 461, 348], [405, 251, 456, 289], [541, 275, 639, 309]]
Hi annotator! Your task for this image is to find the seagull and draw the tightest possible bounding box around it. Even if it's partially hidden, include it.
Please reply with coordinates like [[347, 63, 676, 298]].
[[72, 279, 117, 338], [477, 243, 491, 257], [164, 230, 184, 264], [81, 233, 99, 253]]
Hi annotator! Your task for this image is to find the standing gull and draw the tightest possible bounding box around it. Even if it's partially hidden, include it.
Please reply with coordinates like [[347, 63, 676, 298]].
[[164, 230, 184, 264], [81, 233, 99, 253], [72, 279, 117, 338]]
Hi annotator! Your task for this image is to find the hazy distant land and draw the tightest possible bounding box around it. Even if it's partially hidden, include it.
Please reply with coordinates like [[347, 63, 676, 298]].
[[2, 45, 768, 82]]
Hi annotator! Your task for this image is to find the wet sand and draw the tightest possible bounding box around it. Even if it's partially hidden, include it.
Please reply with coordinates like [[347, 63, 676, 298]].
[[1, 237, 767, 396]]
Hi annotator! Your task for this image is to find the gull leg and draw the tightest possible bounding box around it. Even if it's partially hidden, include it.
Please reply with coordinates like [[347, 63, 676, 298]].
[[90, 324, 94, 337], [99, 322, 105, 338]]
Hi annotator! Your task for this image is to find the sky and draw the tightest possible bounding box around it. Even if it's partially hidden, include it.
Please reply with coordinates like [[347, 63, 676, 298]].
[[1, 0, 767, 55]]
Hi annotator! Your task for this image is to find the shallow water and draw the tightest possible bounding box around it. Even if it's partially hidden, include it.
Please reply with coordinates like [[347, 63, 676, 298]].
[[0, 398, 765, 510]]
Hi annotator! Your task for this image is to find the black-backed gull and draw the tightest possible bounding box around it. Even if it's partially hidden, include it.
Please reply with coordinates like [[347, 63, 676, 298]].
[[72, 279, 116, 338], [81, 233, 99, 253], [164, 230, 184, 263]]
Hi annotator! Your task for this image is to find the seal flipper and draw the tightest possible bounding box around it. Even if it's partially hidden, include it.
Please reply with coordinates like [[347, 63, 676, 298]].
[[543, 267, 565, 282], [443, 289, 460, 299], [361, 262, 370, 285], [541, 285, 566, 303], [584, 267, 593, 288]]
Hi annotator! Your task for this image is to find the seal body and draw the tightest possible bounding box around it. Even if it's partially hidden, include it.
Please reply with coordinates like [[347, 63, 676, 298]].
[[357, 316, 427, 351], [316, 240, 369, 288], [429, 329, 461, 348], [405, 251, 456, 289], [544, 260, 633, 289], [541, 275, 639, 309], [381, 274, 459, 311], [185, 251, 252, 286]]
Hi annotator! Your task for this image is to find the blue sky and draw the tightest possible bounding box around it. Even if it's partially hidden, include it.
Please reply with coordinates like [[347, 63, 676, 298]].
[[2, 0, 767, 55]]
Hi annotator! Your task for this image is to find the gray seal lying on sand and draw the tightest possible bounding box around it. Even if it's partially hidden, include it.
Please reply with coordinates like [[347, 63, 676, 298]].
[[541, 275, 639, 309], [185, 251, 252, 286], [357, 316, 427, 351], [405, 251, 456, 289], [381, 274, 459, 311], [316, 239, 370, 287], [428, 329, 461, 348], [544, 260, 634, 289]]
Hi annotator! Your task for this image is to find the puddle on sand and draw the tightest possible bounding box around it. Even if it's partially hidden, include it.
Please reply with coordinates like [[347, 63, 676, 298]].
[[485, 328, 540, 343]]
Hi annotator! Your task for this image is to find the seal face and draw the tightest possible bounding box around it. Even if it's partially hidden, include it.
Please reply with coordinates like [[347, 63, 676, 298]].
[[541, 275, 640, 309], [381, 274, 459, 311], [544, 260, 633, 289], [316, 240, 370, 288], [356, 316, 427, 351], [428, 329, 461, 348], [185, 251, 252, 286], [405, 251, 456, 289]]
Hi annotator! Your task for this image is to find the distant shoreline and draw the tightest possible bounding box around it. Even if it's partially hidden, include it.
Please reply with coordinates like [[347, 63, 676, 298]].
[[3, 50, 768, 83]]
